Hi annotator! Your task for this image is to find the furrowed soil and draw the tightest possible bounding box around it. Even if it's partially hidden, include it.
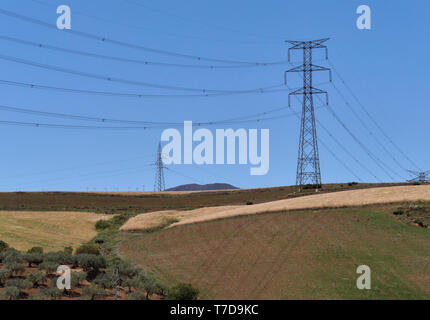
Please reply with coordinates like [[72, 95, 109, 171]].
[[119, 204, 430, 299]]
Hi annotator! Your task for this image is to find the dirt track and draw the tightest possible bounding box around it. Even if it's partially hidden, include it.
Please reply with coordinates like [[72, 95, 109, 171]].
[[120, 185, 430, 232]]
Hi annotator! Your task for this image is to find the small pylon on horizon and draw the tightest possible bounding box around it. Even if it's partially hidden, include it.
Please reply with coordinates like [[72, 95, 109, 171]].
[[154, 142, 166, 191]]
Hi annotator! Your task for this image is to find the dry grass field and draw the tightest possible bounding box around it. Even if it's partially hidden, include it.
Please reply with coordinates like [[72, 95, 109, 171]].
[[0, 211, 110, 252], [119, 204, 430, 299], [120, 185, 430, 232], [0, 183, 410, 214]]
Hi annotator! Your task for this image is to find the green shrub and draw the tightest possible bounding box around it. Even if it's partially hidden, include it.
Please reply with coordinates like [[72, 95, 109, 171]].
[[71, 271, 87, 288], [43, 251, 70, 264], [40, 287, 62, 300], [82, 285, 109, 300], [27, 271, 48, 288], [0, 240, 9, 252], [143, 274, 167, 300], [117, 261, 139, 279], [4, 249, 23, 265], [246, 201, 254, 205], [27, 247, 43, 254], [24, 253, 43, 267], [2, 286, 20, 300], [7, 263, 25, 275], [128, 291, 147, 300], [168, 283, 199, 300], [414, 219, 428, 228], [93, 272, 112, 289], [123, 275, 145, 293], [38, 261, 58, 274], [75, 243, 100, 255], [0, 269, 11, 287], [95, 220, 111, 231], [76, 254, 106, 273], [6, 278, 32, 291], [64, 247, 73, 256], [393, 209, 404, 216]]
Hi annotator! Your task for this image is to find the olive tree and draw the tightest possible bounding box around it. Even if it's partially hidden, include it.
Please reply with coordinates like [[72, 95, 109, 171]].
[[27, 271, 48, 288], [2, 286, 20, 300], [82, 285, 109, 300]]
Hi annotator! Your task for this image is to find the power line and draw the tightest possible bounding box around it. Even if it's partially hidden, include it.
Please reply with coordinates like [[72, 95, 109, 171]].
[[0, 102, 302, 127], [0, 8, 286, 66], [285, 87, 377, 182], [164, 167, 205, 185], [0, 104, 305, 131], [30, 0, 280, 45], [1, 165, 154, 190], [0, 53, 284, 94], [324, 104, 397, 181], [0, 78, 288, 98], [286, 106, 363, 182], [328, 59, 422, 172], [0, 119, 155, 130], [329, 81, 409, 180], [286, 81, 382, 182], [0, 34, 289, 69]]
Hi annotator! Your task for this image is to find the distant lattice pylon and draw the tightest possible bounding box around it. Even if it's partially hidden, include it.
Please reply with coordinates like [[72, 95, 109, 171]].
[[407, 170, 430, 183], [154, 142, 166, 191]]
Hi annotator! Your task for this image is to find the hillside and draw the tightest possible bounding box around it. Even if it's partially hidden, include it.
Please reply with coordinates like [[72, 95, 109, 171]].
[[120, 185, 430, 231], [166, 183, 238, 192], [119, 203, 430, 299], [0, 183, 412, 214], [1, 183, 429, 300]]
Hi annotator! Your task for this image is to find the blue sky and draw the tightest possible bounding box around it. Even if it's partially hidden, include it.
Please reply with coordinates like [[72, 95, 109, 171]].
[[0, 0, 427, 191]]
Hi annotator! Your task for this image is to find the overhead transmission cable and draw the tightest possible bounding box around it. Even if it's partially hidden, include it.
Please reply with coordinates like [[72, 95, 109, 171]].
[[286, 61, 397, 181], [0, 8, 287, 66], [324, 103, 397, 181], [30, 0, 279, 45], [0, 53, 284, 94], [328, 81, 409, 180], [0, 103, 304, 130], [0, 35, 289, 69], [286, 85, 380, 182], [0, 78, 287, 98], [286, 105, 363, 182], [0, 103, 296, 127], [328, 59, 422, 172]]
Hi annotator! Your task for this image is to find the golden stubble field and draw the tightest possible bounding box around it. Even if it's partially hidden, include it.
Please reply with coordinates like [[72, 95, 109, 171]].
[[120, 185, 430, 232], [0, 211, 111, 251]]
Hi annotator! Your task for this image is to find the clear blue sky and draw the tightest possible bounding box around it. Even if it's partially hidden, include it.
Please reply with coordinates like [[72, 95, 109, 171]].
[[0, 0, 427, 191]]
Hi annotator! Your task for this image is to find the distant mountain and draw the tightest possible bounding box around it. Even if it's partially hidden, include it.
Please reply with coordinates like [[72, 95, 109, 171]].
[[166, 183, 239, 192]]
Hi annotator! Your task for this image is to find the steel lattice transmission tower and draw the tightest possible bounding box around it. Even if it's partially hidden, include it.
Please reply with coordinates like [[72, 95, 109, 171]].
[[154, 142, 166, 191], [285, 38, 331, 190], [407, 170, 430, 183]]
